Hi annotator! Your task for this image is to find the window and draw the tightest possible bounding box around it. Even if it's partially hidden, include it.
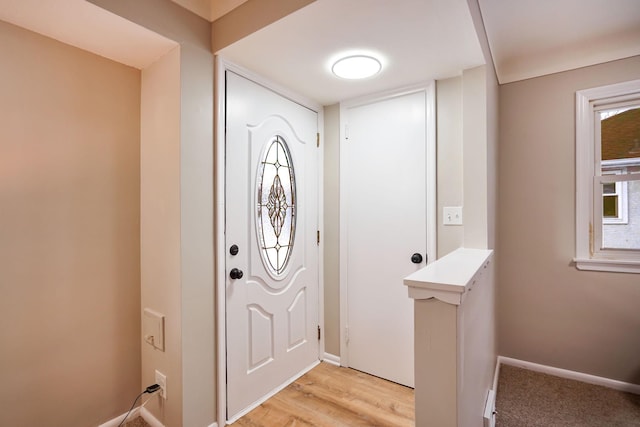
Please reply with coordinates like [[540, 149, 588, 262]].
[[575, 79, 640, 273], [256, 135, 297, 277]]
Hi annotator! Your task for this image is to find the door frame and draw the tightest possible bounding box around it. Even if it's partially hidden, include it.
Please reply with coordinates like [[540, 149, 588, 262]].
[[214, 57, 325, 426], [338, 82, 436, 367]]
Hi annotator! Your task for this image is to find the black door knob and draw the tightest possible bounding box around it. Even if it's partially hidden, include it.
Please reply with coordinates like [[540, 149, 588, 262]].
[[229, 244, 239, 256], [230, 268, 243, 280], [411, 253, 423, 264]]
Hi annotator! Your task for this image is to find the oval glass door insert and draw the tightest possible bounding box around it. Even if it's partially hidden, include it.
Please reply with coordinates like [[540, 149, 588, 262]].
[[256, 135, 296, 277]]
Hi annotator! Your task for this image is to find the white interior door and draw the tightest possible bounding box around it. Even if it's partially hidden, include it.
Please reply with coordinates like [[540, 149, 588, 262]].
[[225, 71, 319, 421], [342, 86, 435, 388]]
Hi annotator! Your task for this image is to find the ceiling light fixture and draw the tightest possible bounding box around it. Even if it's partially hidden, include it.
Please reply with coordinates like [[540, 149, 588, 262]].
[[331, 55, 382, 79]]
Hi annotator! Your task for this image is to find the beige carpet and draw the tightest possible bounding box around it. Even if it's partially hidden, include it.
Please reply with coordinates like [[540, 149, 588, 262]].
[[496, 364, 640, 426], [124, 416, 150, 427]]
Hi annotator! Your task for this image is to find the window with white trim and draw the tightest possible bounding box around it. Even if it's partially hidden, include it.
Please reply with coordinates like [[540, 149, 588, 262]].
[[575, 79, 640, 273]]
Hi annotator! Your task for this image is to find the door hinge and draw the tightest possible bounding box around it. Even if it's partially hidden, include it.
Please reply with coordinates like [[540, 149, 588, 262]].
[[317, 230, 320, 246], [345, 124, 349, 140], [345, 326, 349, 344], [317, 132, 320, 147], [317, 325, 321, 340]]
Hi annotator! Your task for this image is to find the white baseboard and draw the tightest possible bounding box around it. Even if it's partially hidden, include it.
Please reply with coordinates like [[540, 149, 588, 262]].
[[97, 399, 167, 427], [498, 356, 640, 395], [140, 407, 220, 427], [140, 408, 165, 427], [492, 356, 501, 393], [483, 389, 496, 427], [98, 408, 141, 427], [322, 352, 340, 366]]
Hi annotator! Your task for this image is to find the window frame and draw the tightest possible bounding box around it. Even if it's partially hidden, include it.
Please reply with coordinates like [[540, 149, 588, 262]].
[[575, 79, 640, 273]]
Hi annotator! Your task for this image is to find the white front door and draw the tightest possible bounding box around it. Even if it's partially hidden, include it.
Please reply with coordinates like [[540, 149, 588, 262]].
[[341, 86, 435, 388], [225, 71, 320, 421]]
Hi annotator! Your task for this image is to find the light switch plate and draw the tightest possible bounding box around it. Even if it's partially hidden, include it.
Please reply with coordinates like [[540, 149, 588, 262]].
[[143, 308, 165, 351], [443, 206, 463, 225]]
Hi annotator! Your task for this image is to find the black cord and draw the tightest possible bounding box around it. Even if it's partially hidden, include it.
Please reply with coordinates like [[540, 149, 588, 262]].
[[117, 391, 145, 427], [117, 385, 160, 427]]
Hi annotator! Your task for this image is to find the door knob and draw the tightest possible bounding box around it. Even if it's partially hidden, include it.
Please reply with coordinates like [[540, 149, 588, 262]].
[[411, 253, 423, 264], [230, 268, 244, 280]]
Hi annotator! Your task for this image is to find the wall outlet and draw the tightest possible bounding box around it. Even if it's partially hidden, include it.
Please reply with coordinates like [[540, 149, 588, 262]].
[[443, 206, 463, 225], [155, 370, 167, 400]]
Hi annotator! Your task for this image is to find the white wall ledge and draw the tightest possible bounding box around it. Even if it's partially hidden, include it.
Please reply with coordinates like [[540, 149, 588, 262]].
[[574, 257, 640, 274], [404, 248, 493, 305]]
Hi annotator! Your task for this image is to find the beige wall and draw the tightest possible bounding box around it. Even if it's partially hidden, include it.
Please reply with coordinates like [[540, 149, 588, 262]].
[[437, 77, 464, 257], [462, 65, 490, 249], [466, 0, 500, 252], [141, 47, 182, 426], [0, 21, 141, 427], [323, 104, 341, 356], [178, 39, 215, 427], [89, 1, 215, 425], [498, 55, 640, 384]]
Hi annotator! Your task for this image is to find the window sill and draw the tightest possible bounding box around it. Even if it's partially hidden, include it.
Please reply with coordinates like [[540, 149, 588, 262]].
[[573, 258, 640, 274]]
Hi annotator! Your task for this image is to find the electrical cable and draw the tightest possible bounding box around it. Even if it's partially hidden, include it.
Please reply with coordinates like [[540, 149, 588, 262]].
[[117, 384, 160, 427]]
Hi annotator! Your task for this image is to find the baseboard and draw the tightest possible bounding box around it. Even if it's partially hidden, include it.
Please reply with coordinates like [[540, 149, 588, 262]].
[[322, 352, 340, 366], [483, 389, 496, 427], [492, 356, 501, 393], [138, 407, 217, 427], [98, 408, 141, 427], [482, 357, 500, 427], [140, 408, 165, 427], [498, 356, 640, 395]]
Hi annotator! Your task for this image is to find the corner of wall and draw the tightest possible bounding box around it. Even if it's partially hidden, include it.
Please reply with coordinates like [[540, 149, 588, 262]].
[[140, 46, 183, 427], [323, 103, 341, 356]]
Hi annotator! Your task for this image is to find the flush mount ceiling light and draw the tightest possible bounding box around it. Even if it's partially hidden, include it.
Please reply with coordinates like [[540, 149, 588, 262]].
[[331, 55, 382, 79]]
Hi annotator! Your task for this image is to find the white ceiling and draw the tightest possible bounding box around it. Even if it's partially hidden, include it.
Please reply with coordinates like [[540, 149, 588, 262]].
[[0, 0, 637, 97], [479, 0, 640, 84], [218, 0, 640, 103], [0, 0, 177, 69], [219, 0, 486, 105]]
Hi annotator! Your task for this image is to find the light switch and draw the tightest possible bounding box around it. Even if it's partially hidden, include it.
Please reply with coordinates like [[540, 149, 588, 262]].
[[143, 308, 165, 351], [443, 206, 463, 225]]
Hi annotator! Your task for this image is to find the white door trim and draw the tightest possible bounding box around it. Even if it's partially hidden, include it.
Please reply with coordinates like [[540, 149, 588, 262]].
[[338, 82, 436, 367], [214, 57, 325, 426]]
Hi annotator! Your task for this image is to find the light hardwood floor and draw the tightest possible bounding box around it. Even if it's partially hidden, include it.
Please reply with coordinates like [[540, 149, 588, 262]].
[[231, 362, 415, 427]]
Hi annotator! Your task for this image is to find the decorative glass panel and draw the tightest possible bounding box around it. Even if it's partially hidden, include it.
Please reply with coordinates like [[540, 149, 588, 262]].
[[256, 136, 296, 276]]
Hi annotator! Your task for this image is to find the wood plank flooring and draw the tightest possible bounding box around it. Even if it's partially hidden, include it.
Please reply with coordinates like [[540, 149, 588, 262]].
[[231, 362, 415, 427]]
